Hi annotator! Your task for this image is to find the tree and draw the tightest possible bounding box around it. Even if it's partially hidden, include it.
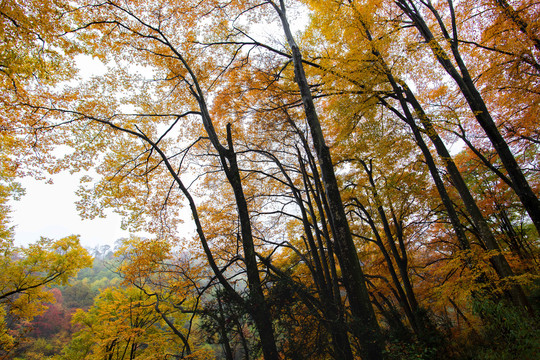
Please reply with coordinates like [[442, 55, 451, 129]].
[[266, 2, 385, 358], [393, 0, 540, 235], [0, 235, 92, 356], [0, 10, 88, 349], [28, 1, 379, 357], [62, 1, 282, 357], [295, 2, 538, 355], [65, 285, 214, 360], [1, 0, 81, 181], [1, 0, 76, 245]]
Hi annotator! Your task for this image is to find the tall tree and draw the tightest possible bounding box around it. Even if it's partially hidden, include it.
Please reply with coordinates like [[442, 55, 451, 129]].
[[268, 2, 385, 358], [394, 0, 540, 235], [31, 1, 283, 358]]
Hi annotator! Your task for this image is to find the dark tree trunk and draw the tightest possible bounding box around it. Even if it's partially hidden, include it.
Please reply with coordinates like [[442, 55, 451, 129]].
[[217, 295, 235, 360], [221, 125, 279, 360]]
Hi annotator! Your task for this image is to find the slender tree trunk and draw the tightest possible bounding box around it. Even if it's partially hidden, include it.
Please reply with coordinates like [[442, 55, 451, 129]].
[[217, 295, 235, 360], [296, 124, 346, 317], [402, 110, 471, 250], [360, 160, 421, 316], [222, 125, 279, 360], [297, 153, 355, 360], [355, 200, 418, 332]]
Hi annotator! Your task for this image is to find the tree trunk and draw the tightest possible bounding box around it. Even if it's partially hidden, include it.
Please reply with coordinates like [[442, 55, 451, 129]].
[[222, 124, 279, 360]]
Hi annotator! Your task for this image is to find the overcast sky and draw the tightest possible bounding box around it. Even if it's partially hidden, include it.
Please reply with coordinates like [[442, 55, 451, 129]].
[[11, 173, 130, 248]]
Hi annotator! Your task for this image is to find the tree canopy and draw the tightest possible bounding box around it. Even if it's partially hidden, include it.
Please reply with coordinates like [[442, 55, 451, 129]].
[[2, 0, 539, 359]]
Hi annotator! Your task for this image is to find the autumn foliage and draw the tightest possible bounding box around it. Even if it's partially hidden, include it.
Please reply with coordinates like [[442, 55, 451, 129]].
[[1, 0, 539, 359]]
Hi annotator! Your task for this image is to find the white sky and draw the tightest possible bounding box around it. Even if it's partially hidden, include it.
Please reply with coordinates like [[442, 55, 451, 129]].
[[11, 174, 130, 248]]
